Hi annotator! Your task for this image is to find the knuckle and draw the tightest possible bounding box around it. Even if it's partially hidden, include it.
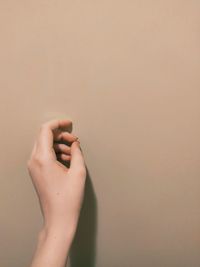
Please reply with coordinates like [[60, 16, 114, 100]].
[[27, 153, 48, 174], [34, 156, 43, 165], [76, 166, 86, 177], [27, 159, 32, 169], [31, 154, 46, 167]]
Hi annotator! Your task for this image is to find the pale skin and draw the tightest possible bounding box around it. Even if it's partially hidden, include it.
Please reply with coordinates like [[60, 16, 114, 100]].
[[27, 119, 87, 267]]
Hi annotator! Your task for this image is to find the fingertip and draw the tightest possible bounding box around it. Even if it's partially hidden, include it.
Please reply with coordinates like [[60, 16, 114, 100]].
[[70, 140, 84, 159], [71, 140, 80, 149], [57, 153, 71, 161], [70, 141, 86, 173]]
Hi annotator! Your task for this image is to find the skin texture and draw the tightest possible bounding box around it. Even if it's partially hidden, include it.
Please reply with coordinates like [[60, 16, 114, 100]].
[[27, 119, 87, 267]]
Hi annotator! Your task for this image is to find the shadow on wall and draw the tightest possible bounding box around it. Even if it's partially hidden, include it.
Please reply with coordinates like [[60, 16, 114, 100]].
[[69, 167, 98, 267]]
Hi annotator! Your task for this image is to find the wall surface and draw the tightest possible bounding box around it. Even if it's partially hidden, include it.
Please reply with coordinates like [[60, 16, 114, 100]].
[[0, 1, 200, 267]]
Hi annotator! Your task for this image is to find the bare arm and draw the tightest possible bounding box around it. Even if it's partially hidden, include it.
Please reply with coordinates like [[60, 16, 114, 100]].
[[27, 119, 86, 267]]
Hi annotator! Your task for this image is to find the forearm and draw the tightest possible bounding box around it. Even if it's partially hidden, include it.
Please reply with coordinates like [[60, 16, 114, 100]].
[[30, 224, 75, 267]]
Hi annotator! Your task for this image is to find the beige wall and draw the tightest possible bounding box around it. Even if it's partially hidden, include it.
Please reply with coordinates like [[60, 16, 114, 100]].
[[0, 1, 200, 266]]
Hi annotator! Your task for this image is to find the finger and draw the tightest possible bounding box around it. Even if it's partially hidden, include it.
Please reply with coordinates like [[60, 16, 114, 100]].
[[70, 141, 86, 173], [53, 143, 71, 154], [57, 153, 71, 162], [36, 119, 72, 155], [54, 131, 78, 144]]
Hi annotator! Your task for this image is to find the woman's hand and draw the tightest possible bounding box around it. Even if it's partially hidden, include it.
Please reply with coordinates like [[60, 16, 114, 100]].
[[28, 119, 87, 267]]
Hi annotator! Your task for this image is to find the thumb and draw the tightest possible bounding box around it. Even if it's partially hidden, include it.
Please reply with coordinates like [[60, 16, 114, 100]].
[[70, 141, 86, 173]]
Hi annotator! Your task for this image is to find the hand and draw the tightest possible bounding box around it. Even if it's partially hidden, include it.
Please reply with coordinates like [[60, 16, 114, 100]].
[[27, 119, 87, 237]]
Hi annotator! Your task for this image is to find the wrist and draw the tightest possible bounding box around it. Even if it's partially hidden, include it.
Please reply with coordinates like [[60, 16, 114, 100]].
[[32, 222, 74, 267], [39, 223, 75, 243], [42, 212, 80, 239]]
